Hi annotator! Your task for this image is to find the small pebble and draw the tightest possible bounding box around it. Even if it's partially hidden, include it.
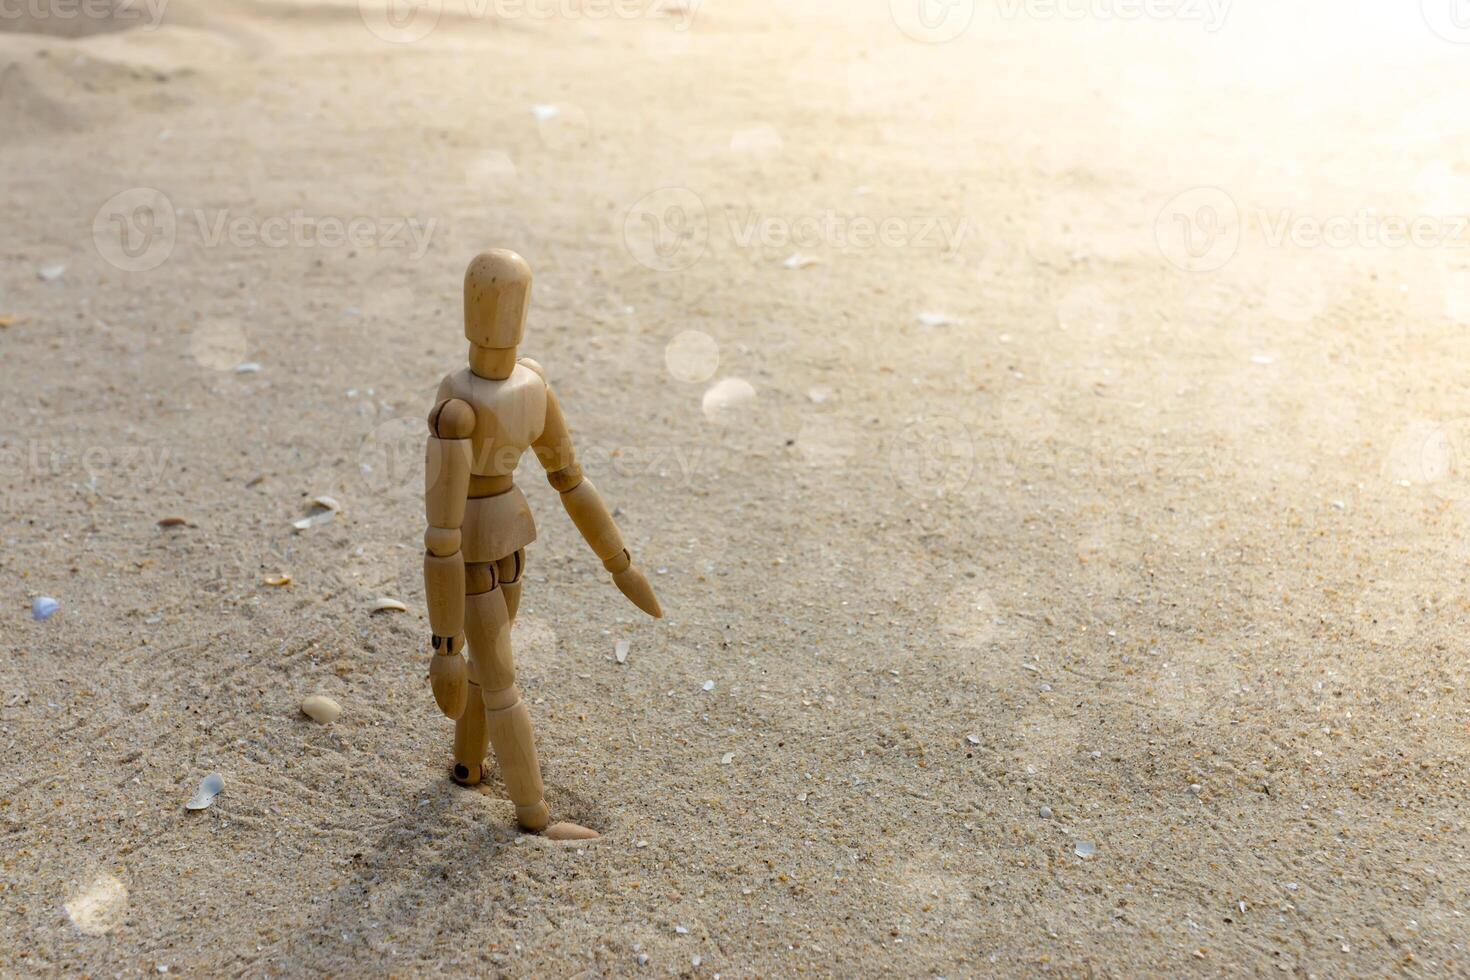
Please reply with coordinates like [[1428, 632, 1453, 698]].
[[37, 262, 66, 282], [32, 596, 59, 622], [965, 734, 980, 746], [1188, 783, 1202, 796], [720, 752, 734, 765], [675, 925, 689, 935], [637, 954, 650, 965], [1039, 806, 1053, 819], [301, 695, 342, 724], [1075, 841, 1097, 859], [701, 680, 715, 692]]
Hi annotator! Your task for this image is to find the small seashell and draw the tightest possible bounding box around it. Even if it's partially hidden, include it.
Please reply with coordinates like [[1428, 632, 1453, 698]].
[[782, 253, 820, 270], [370, 597, 408, 614], [1075, 840, 1097, 859], [32, 596, 59, 622], [965, 734, 980, 746], [300, 695, 342, 724], [262, 572, 292, 587], [233, 362, 262, 374], [156, 516, 189, 528], [701, 679, 715, 692], [0, 315, 17, 329], [720, 752, 735, 765], [37, 262, 66, 282], [292, 495, 341, 531], [615, 639, 630, 664], [918, 312, 959, 328], [531, 104, 560, 121], [185, 772, 224, 811]]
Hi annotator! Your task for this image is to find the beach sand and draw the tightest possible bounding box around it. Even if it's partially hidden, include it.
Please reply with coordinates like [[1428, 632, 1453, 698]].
[[1, 0, 1467, 973]]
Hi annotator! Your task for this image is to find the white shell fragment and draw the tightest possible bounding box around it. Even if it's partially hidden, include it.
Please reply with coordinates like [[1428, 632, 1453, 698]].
[[615, 639, 630, 664], [292, 495, 341, 530], [38, 262, 66, 282], [185, 772, 224, 811], [918, 311, 959, 328], [720, 752, 735, 765], [1075, 840, 1097, 859], [701, 680, 715, 692], [370, 597, 408, 614], [64, 874, 128, 936], [233, 362, 262, 374], [32, 596, 60, 622], [782, 253, 820, 270], [531, 104, 560, 121], [301, 695, 342, 724]]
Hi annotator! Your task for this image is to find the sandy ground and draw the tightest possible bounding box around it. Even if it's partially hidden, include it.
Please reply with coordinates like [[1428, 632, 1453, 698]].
[[2, 0, 1469, 974]]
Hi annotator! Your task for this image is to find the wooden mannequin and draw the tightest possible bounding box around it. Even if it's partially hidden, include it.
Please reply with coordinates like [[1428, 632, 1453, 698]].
[[424, 250, 662, 838]]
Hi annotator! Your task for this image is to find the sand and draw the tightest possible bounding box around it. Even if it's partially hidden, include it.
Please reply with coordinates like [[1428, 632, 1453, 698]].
[[1, 0, 1467, 974]]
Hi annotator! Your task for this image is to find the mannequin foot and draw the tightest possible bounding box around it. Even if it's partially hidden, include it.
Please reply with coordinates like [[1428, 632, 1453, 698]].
[[452, 761, 483, 787]]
